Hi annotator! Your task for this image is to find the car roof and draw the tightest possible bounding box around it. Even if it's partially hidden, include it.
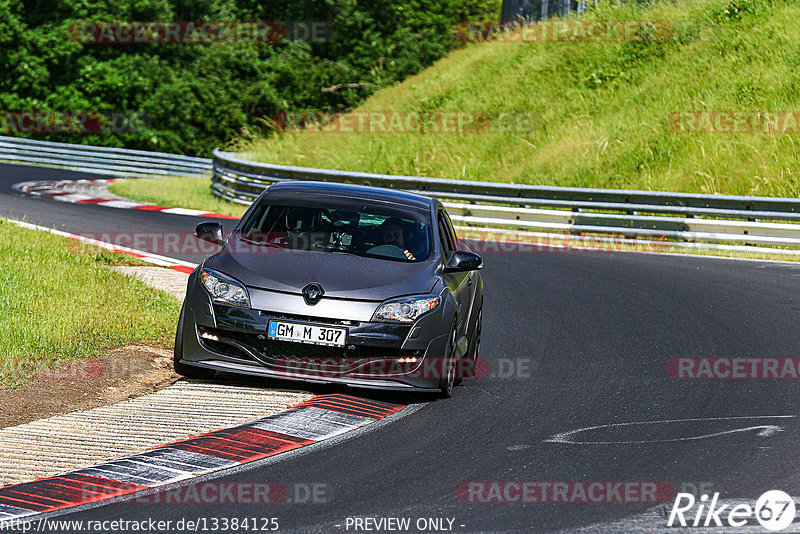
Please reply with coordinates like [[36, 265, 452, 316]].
[[264, 181, 434, 211]]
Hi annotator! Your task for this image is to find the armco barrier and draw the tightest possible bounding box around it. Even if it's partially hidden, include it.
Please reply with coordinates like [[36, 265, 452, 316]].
[[211, 149, 800, 254], [0, 136, 211, 177], [4, 135, 800, 255]]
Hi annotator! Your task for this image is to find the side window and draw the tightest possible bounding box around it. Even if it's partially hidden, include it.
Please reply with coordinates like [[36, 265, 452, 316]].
[[443, 210, 459, 250], [437, 211, 455, 260]]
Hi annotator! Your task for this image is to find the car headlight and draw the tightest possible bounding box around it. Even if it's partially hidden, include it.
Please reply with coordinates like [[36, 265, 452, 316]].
[[372, 295, 440, 323], [199, 268, 250, 308]]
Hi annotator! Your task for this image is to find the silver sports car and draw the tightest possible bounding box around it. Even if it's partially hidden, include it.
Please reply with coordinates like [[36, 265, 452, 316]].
[[174, 181, 483, 397]]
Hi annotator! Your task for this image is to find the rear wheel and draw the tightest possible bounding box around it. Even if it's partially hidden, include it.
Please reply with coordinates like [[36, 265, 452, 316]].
[[438, 327, 457, 398], [173, 304, 216, 379]]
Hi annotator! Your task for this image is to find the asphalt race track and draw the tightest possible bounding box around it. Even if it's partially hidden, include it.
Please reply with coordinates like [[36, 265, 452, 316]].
[[0, 163, 239, 264], [5, 162, 800, 532]]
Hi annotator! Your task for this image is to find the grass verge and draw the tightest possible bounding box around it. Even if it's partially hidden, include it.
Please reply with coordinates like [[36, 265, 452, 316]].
[[0, 219, 181, 389], [108, 176, 248, 218]]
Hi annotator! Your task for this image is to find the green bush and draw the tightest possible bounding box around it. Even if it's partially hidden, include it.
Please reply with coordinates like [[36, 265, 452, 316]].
[[0, 0, 501, 155]]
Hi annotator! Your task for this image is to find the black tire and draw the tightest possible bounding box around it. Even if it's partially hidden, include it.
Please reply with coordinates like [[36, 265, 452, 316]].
[[438, 327, 457, 398], [173, 304, 216, 379], [456, 306, 482, 385]]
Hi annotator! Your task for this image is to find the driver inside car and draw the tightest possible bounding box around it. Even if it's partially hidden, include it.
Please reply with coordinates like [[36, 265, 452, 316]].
[[378, 218, 417, 260]]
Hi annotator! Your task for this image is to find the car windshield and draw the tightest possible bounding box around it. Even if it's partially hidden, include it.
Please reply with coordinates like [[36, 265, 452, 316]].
[[238, 202, 432, 262]]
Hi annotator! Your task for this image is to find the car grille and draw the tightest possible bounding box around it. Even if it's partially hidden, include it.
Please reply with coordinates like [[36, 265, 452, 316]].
[[198, 327, 422, 376], [213, 305, 360, 327]]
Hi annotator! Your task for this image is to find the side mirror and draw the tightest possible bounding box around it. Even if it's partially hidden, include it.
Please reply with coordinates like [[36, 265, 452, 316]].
[[445, 250, 483, 272], [194, 221, 224, 246]]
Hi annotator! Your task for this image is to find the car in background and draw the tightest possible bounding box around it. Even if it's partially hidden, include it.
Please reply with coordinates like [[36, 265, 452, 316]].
[[174, 181, 483, 397]]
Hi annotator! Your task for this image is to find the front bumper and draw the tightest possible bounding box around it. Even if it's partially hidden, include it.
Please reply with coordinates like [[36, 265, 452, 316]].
[[178, 285, 451, 392]]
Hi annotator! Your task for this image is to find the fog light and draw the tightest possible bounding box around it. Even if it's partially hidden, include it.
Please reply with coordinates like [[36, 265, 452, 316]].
[[200, 331, 219, 341], [398, 357, 418, 363]]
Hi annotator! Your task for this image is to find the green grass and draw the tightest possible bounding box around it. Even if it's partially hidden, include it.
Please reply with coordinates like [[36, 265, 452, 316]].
[[0, 220, 181, 389], [109, 176, 248, 218], [233, 0, 800, 197]]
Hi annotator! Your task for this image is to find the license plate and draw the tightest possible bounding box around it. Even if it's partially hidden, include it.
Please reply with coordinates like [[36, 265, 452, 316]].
[[267, 320, 347, 347]]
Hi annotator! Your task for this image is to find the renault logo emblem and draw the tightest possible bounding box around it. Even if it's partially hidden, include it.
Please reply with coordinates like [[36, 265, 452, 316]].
[[302, 283, 324, 305]]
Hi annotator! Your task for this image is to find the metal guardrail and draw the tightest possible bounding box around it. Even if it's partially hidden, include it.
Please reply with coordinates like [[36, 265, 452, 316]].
[[212, 150, 800, 254], [0, 136, 211, 177], [11, 136, 797, 255]]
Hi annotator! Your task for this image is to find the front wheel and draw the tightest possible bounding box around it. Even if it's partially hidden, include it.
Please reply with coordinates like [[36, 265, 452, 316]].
[[173, 304, 216, 379], [438, 327, 457, 398]]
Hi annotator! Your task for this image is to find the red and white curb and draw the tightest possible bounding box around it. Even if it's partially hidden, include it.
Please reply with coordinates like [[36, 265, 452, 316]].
[[7, 219, 198, 274], [0, 394, 404, 520], [13, 179, 238, 220]]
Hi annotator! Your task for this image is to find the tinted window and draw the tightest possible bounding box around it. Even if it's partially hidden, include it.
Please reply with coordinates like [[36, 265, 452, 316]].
[[437, 211, 455, 260], [443, 210, 459, 250], [239, 203, 432, 262]]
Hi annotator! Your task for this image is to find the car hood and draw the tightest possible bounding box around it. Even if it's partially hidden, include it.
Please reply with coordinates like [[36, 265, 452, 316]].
[[209, 243, 438, 301]]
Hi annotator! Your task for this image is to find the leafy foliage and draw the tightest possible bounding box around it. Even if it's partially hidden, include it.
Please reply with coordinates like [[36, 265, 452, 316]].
[[0, 0, 500, 155]]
